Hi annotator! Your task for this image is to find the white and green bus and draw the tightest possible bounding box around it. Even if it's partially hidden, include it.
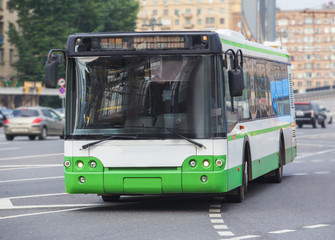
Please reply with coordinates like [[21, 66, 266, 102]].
[[45, 29, 296, 202]]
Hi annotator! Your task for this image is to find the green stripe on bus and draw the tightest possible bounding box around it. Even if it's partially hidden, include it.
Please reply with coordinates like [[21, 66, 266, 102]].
[[227, 123, 292, 141], [220, 38, 290, 58]]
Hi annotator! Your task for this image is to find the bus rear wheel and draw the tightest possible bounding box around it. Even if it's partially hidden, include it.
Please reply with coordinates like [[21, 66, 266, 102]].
[[267, 138, 284, 183]]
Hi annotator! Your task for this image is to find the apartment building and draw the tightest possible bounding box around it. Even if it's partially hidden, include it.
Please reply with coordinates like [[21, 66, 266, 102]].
[[0, 0, 18, 88], [276, 5, 335, 91], [136, 0, 241, 31]]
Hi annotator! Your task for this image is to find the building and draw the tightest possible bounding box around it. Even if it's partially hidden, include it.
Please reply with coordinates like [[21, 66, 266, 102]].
[[276, 4, 335, 91], [136, 0, 241, 32], [0, 0, 19, 107]]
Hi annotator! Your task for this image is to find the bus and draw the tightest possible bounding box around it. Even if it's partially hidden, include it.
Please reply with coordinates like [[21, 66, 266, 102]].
[[45, 29, 297, 202]]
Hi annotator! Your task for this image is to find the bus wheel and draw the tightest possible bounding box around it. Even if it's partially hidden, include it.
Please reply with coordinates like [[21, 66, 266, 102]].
[[101, 195, 120, 202], [226, 161, 247, 203], [268, 139, 284, 183]]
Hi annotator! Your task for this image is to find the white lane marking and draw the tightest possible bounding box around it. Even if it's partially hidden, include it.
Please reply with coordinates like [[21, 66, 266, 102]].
[[209, 208, 221, 213], [0, 176, 64, 184], [8, 192, 68, 200], [0, 147, 20, 151], [311, 160, 325, 163], [214, 225, 228, 229], [0, 207, 93, 220], [0, 203, 104, 210], [0, 198, 13, 208], [268, 229, 296, 234], [296, 149, 335, 159], [0, 153, 63, 161], [0, 193, 106, 210], [209, 213, 222, 218], [210, 204, 221, 208], [220, 235, 261, 240], [296, 143, 332, 147], [292, 173, 308, 176], [0, 164, 62, 171], [218, 231, 235, 237], [303, 224, 330, 229], [211, 219, 224, 223], [314, 171, 330, 175]]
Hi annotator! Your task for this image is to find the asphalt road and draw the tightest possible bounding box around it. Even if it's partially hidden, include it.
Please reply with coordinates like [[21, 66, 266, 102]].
[[0, 98, 335, 240]]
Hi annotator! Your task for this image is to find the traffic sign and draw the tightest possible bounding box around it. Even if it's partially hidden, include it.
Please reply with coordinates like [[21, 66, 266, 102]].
[[58, 78, 66, 87], [59, 87, 66, 95]]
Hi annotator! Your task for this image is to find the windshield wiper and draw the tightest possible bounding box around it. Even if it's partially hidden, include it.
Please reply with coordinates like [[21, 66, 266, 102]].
[[80, 127, 206, 150], [124, 126, 206, 149], [165, 128, 206, 149], [81, 135, 139, 150]]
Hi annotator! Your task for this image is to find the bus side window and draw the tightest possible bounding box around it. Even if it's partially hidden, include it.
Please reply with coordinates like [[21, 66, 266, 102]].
[[236, 57, 251, 121]]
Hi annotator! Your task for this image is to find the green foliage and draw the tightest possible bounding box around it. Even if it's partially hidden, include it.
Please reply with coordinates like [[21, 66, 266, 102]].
[[7, 0, 139, 84]]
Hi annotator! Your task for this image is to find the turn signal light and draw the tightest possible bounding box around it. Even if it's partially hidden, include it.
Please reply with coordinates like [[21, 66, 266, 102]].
[[64, 160, 71, 167], [215, 159, 224, 167]]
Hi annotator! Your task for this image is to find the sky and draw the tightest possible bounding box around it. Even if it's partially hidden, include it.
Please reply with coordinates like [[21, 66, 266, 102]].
[[276, 0, 331, 10]]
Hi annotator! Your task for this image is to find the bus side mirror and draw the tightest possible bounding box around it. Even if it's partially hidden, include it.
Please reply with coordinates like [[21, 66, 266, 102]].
[[45, 49, 66, 88], [226, 49, 244, 97]]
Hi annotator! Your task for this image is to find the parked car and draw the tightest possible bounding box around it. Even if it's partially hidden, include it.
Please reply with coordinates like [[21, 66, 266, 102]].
[[319, 105, 333, 124], [0, 109, 7, 127], [4, 106, 64, 140], [295, 102, 326, 128], [0, 107, 12, 118], [55, 107, 65, 118]]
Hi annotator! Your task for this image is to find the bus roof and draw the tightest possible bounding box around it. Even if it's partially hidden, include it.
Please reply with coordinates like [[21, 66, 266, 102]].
[[215, 29, 290, 63], [65, 29, 290, 64]]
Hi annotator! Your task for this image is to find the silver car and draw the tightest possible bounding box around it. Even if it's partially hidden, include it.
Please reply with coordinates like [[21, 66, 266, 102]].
[[4, 106, 64, 141]]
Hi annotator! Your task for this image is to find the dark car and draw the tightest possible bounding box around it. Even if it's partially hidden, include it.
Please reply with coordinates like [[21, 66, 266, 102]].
[[4, 106, 65, 140], [295, 102, 326, 128]]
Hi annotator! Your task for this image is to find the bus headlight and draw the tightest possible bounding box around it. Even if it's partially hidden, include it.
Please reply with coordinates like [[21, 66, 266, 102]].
[[77, 161, 84, 168], [202, 160, 210, 167], [201, 175, 208, 183]]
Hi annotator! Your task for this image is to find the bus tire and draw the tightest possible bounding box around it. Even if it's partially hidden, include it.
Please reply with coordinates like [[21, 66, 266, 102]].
[[226, 160, 248, 203], [101, 195, 120, 202], [268, 137, 284, 183]]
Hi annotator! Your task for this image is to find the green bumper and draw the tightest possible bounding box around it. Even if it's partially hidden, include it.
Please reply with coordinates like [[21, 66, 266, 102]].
[[64, 155, 228, 195]]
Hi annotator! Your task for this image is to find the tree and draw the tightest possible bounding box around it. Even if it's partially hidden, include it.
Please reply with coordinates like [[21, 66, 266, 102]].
[[7, 0, 139, 84]]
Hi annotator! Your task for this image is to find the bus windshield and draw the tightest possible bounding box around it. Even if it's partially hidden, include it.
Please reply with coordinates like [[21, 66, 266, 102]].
[[70, 54, 225, 139]]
